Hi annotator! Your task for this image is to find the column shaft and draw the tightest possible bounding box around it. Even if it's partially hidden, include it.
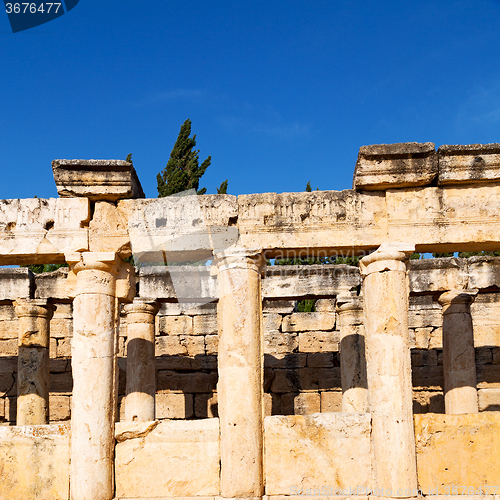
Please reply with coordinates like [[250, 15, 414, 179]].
[[360, 245, 417, 496], [124, 299, 159, 422], [216, 249, 264, 499], [68, 253, 119, 500], [439, 290, 478, 414], [14, 299, 53, 425], [337, 297, 368, 413]]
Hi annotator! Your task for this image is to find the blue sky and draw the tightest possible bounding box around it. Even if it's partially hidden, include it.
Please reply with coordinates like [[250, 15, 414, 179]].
[[1, 0, 500, 200]]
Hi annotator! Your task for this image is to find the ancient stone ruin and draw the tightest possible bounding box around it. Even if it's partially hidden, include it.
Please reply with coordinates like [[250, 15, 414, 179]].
[[1, 142, 500, 500]]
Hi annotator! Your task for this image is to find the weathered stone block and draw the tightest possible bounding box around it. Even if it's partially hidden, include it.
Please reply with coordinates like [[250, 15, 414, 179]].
[[413, 390, 444, 414], [158, 315, 193, 336], [264, 332, 298, 355], [264, 413, 372, 495], [477, 365, 500, 388], [0, 319, 18, 340], [438, 143, 500, 186], [412, 366, 443, 390], [471, 294, 500, 347], [0, 198, 90, 265], [263, 299, 296, 314], [315, 298, 336, 312], [263, 313, 282, 332], [52, 159, 144, 201], [193, 314, 218, 335], [409, 257, 467, 292], [354, 142, 437, 190], [157, 371, 217, 393], [478, 388, 500, 411], [205, 335, 219, 355], [298, 331, 339, 352], [264, 353, 307, 369], [49, 372, 73, 393], [55, 338, 71, 358], [415, 413, 500, 494], [156, 392, 194, 419], [115, 419, 220, 497], [49, 317, 72, 339], [307, 352, 335, 368], [0, 423, 70, 500], [49, 395, 71, 421], [155, 336, 187, 356], [89, 201, 131, 254], [34, 268, 70, 299], [282, 312, 335, 332], [0, 339, 17, 356], [0, 268, 34, 300], [281, 392, 320, 415]]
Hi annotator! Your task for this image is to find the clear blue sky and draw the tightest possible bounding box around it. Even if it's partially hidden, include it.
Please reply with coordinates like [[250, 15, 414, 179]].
[[1, 0, 500, 200]]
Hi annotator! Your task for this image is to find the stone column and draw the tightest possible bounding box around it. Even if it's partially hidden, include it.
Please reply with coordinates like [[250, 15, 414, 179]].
[[124, 298, 159, 422], [337, 296, 368, 413], [66, 252, 120, 500], [360, 243, 417, 497], [215, 248, 265, 499], [438, 290, 478, 414], [14, 299, 54, 425]]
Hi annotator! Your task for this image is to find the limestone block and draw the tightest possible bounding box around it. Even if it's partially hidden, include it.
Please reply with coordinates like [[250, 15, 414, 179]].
[[0, 304, 16, 321], [438, 143, 500, 185], [52, 159, 144, 201], [264, 332, 298, 354], [387, 186, 500, 251], [0, 318, 18, 339], [0, 423, 70, 500], [478, 388, 500, 411], [0, 268, 34, 300], [471, 294, 500, 347], [156, 392, 194, 419], [409, 257, 467, 292], [34, 267, 70, 299], [0, 338, 17, 356], [282, 312, 335, 332], [263, 313, 282, 332], [263, 264, 361, 299], [194, 314, 218, 335], [115, 419, 220, 497], [158, 315, 193, 336], [49, 317, 73, 339], [49, 372, 73, 393], [119, 195, 238, 263], [298, 331, 339, 352], [415, 413, 500, 494], [56, 338, 72, 358], [408, 296, 442, 329], [477, 365, 500, 388], [50, 395, 71, 421], [195, 392, 218, 418], [156, 336, 188, 356], [139, 265, 218, 300], [315, 298, 336, 312], [307, 352, 335, 367], [468, 256, 500, 288], [181, 335, 205, 356], [205, 335, 219, 355], [264, 353, 307, 369], [263, 299, 296, 313], [238, 190, 388, 253], [0, 198, 89, 265], [264, 413, 372, 495], [89, 201, 131, 254], [182, 301, 217, 315], [281, 392, 320, 415], [354, 142, 437, 190], [412, 366, 443, 390]]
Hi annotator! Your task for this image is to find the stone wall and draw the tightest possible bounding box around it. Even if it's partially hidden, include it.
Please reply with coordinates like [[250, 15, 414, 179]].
[[2, 257, 500, 424]]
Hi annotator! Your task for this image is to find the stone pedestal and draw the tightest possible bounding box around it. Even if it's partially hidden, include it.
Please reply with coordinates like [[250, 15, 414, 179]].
[[14, 299, 53, 425], [337, 296, 368, 413], [360, 243, 417, 497], [438, 290, 478, 414], [215, 248, 265, 499], [124, 298, 159, 422], [66, 252, 121, 500]]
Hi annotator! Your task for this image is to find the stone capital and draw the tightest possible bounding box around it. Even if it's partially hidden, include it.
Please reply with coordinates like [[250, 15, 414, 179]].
[[438, 289, 477, 313], [214, 247, 266, 276], [13, 298, 54, 320], [359, 242, 415, 276], [123, 298, 159, 324], [14, 299, 54, 348]]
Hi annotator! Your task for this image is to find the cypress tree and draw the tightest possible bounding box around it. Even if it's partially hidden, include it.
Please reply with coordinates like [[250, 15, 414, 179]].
[[157, 119, 211, 197]]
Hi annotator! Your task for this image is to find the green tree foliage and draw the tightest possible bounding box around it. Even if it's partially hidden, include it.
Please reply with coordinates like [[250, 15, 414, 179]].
[[217, 179, 228, 194], [157, 119, 211, 197], [125, 153, 133, 164], [25, 263, 68, 274], [306, 181, 312, 192]]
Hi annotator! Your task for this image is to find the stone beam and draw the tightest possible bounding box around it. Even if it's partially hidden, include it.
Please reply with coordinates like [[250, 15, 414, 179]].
[[0, 198, 90, 265]]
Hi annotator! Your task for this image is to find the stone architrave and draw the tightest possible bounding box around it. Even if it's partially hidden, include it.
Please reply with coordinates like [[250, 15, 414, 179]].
[[124, 298, 159, 422], [360, 243, 417, 496], [14, 299, 54, 426], [438, 290, 478, 414], [336, 296, 368, 413], [65, 252, 122, 500], [215, 248, 265, 499]]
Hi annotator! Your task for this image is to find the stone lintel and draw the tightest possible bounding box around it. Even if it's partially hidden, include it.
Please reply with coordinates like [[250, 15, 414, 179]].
[[52, 159, 145, 201], [0, 267, 35, 300], [438, 143, 500, 186], [354, 142, 437, 191]]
